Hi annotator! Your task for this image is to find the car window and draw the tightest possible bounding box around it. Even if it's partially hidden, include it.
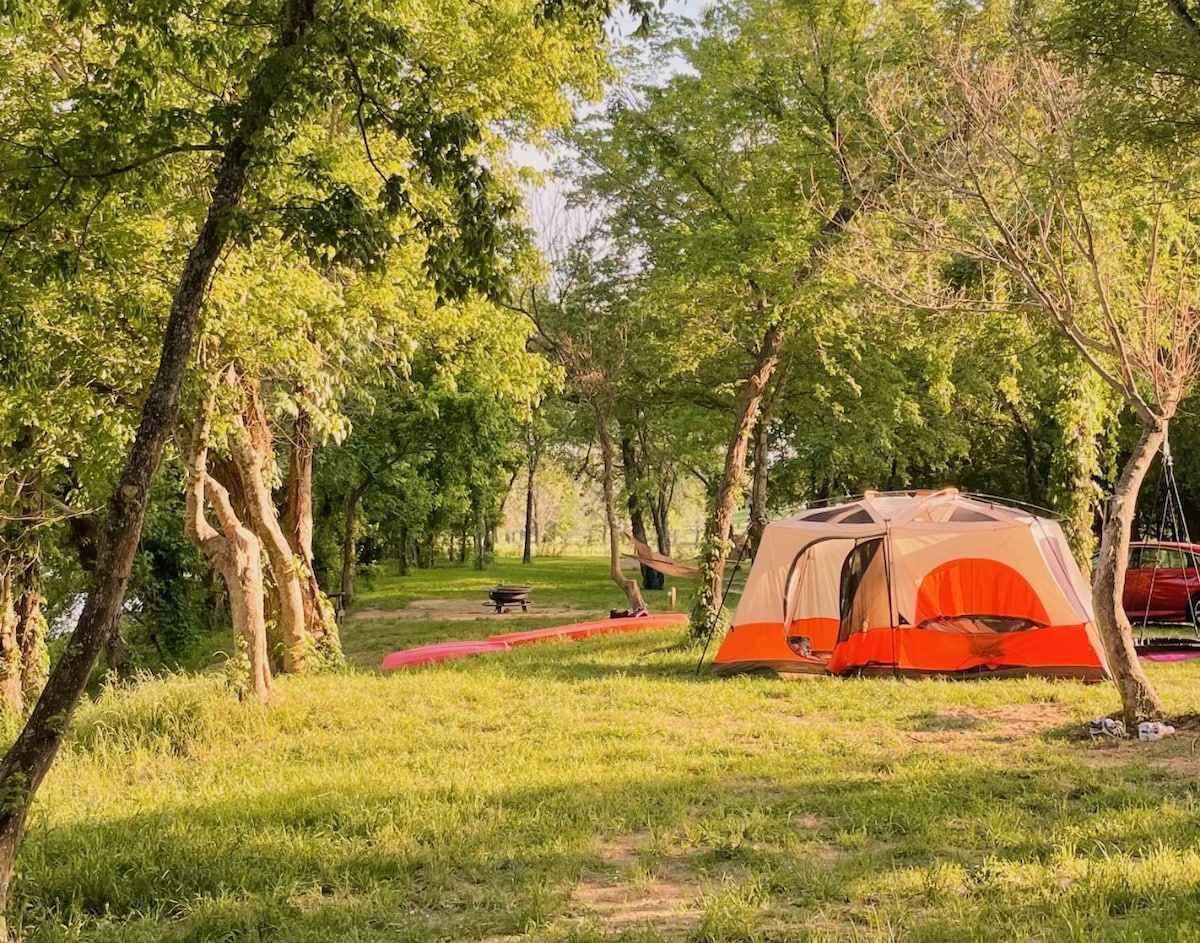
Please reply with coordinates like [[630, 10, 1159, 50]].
[[1137, 547, 1189, 569], [1160, 549, 1188, 568], [1139, 548, 1166, 569], [1175, 549, 1200, 569], [1128, 547, 1143, 569]]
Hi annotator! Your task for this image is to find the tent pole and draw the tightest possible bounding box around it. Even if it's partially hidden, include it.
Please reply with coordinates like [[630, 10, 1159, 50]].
[[695, 538, 752, 673], [883, 524, 898, 678]]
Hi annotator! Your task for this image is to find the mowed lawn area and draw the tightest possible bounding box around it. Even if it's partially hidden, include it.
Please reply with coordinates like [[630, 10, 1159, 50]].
[[16, 557, 1200, 942]]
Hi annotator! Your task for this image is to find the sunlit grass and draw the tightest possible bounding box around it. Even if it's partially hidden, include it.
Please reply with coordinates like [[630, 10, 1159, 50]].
[[15, 556, 1200, 941], [354, 554, 681, 610]]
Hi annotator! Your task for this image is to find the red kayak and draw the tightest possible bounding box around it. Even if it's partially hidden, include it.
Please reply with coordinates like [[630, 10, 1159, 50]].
[[489, 612, 687, 647], [380, 639, 510, 671]]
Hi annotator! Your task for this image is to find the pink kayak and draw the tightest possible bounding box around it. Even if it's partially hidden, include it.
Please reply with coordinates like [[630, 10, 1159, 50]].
[[489, 612, 687, 647], [381, 639, 510, 671], [1141, 651, 1200, 662]]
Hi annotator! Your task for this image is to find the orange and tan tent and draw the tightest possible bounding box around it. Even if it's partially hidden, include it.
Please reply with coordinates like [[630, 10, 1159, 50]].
[[712, 490, 1108, 680]]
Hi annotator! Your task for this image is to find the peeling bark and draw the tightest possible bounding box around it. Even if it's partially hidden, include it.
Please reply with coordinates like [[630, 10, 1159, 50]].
[[184, 414, 273, 703], [230, 380, 309, 674], [1093, 420, 1168, 725]]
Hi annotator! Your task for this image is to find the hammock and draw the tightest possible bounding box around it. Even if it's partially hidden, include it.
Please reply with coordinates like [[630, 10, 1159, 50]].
[[625, 534, 750, 580], [626, 534, 700, 579]]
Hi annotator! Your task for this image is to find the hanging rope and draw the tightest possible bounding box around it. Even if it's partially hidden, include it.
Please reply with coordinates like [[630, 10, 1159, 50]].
[[1163, 438, 1200, 635], [695, 538, 752, 674], [1141, 434, 1200, 636], [1140, 446, 1169, 634]]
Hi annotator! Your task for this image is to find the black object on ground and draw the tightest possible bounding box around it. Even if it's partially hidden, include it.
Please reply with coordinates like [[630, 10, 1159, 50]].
[[487, 584, 532, 613]]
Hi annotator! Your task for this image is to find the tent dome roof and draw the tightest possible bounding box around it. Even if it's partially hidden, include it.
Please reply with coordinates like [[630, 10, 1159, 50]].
[[781, 489, 1042, 528]]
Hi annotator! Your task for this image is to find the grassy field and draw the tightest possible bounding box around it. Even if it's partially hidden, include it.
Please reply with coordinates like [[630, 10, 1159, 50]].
[[15, 556, 1200, 941]]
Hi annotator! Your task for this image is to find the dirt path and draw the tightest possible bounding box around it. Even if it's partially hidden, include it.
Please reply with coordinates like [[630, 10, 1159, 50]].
[[348, 597, 595, 623]]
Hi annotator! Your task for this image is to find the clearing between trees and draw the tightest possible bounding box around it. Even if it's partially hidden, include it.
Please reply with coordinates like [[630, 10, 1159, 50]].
[[13, 557, 1200, 942]]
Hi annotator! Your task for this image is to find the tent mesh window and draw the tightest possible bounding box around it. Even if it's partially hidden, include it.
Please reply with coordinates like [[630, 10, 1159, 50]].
[[917, 616, 1047, 634]]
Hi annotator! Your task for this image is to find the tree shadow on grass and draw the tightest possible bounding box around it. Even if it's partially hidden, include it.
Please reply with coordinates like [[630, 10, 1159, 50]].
[[18, 742, 1200, 942]]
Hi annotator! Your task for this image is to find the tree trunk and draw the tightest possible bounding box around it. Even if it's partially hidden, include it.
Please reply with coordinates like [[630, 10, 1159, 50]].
[[284, 402, 315, 560], [341, 479, 370, 606], [209, 453, 285, 664], [0, 575, 21, 721], [14, 562, 46, 706], [282, 402, 341, 663], [651, 486, 671, 556], [219, 525, 273, 701], [1093, 418, 1167, 725], [0, 4, 319, 926], [183, 421, 273, 703], [398, 525, 409, 576], [748, 416, 769, 555], [594, 409, 647, 612], [103, 631, 132, 678], [1001, 397, 1045, 507], [473, 515, 485, 571], [523, 453, 536, 565], [692, 321, 784, 637], [342, 499, 358, 606], [621, 435, 659, 590], [12, 496, 47, 705], [230, 394, 309, 675]]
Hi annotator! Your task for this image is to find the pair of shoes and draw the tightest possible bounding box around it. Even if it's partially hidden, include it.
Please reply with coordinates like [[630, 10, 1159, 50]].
[[1088, 717, 1127, 738], [1138, 721, 1176, 742]]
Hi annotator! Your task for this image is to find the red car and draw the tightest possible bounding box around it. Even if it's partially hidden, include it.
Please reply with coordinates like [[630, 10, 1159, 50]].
[[1120, 541, 1200, 624]]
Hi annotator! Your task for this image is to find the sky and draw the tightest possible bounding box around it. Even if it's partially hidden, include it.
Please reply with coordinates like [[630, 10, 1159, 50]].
[[515, 0, 714, 251]]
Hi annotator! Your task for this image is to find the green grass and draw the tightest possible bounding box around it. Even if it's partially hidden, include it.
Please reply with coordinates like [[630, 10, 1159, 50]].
[[355, 555, 656, 610], [16, 555, 1200, 941], [345, 556, 686, 665]]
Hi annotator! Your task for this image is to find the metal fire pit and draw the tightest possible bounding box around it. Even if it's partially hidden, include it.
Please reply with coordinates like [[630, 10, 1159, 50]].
[[486, 584, 532, 613]]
